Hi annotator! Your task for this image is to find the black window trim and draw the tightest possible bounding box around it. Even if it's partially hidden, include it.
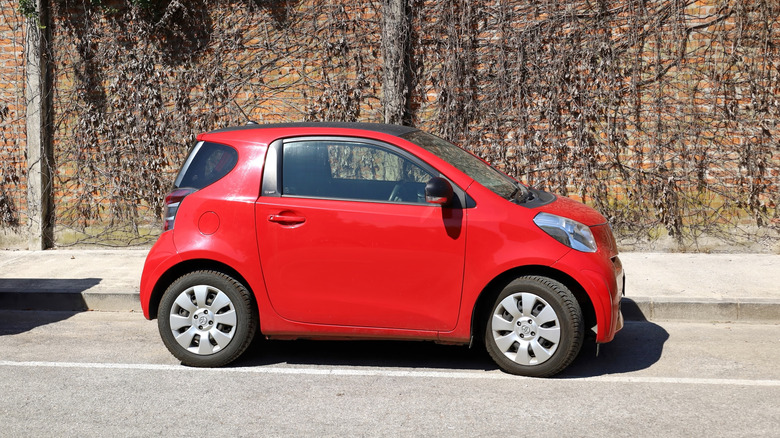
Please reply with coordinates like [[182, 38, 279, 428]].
[[174, 140, 205, 188], [261, 139, 280, 197]]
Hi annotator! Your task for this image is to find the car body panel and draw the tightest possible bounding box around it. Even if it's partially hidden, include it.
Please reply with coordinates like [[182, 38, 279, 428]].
[[256, 196, 467, 331]]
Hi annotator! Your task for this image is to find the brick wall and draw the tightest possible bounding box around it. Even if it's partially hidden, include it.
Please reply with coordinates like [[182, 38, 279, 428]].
[[404, 0, 779, 248], [1, 0, 778, 249], [0, 0, 27, 231]]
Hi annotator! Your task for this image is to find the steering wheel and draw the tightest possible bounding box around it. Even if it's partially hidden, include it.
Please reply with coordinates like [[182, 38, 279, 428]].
[[388, 183, 402, 202]]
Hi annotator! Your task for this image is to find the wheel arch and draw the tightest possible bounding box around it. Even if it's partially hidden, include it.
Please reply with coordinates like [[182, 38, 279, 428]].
[[470, 265, 596, 344], [147, 259, 259, 323]]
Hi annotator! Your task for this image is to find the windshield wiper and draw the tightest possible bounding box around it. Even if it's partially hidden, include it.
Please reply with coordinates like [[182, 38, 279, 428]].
[[510, 183, 532, 203]]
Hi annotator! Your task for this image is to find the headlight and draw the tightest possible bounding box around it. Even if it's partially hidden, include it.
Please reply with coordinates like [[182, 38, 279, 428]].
[[533, 212, 597, 253]]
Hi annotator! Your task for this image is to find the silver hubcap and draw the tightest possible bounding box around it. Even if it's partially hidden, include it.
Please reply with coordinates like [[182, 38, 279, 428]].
[[168, 285, 237, 355], [491, 292, 561, 366]]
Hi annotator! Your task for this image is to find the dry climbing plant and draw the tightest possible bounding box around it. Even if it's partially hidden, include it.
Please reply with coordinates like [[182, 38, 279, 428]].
[[49, 0, 382, 245], [409, 0, 779, 250], [0, 1, 26, 230], [4, 0, 778, 250]]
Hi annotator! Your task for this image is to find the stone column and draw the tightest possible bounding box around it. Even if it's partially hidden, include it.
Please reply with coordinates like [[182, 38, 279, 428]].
[[25, 0, 54, 249]]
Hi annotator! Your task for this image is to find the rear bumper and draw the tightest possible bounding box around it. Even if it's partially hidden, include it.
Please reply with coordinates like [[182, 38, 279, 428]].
[[139, 231, 181, 319]]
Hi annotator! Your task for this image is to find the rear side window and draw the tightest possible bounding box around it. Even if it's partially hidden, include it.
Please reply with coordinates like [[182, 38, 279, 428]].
[[174, 141, 238, 189]]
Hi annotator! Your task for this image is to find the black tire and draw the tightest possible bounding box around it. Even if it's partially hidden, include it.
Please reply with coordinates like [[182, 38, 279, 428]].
[[158, 270, 257, 367], [484, 276, 583, 377]]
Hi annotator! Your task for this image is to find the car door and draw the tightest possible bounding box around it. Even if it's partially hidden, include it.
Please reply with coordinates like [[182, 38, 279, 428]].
[[255, 137, 466, 331]]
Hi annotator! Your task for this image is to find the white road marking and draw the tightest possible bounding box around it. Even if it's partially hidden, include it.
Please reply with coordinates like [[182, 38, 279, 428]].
[[1, 360, 779, 387]]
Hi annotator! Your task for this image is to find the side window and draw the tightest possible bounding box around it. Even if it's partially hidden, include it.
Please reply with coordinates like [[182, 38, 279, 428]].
[[282, 140, 434, 203], [281, 142, 333, 197], [175, 141, 238, 189]]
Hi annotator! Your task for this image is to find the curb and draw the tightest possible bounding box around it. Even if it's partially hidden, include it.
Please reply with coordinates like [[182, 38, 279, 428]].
[[0, 290, 142, 312], [1, 290, 779, 323], [621, 297, 780, 323]]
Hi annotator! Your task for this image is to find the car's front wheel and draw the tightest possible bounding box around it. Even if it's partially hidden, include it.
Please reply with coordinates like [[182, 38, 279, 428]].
[[484, 276, 584, 377], [158, 271, 257, 367]]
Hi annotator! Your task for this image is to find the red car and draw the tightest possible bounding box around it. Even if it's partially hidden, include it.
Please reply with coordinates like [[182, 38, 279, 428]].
[[140, 122, 624, 377]]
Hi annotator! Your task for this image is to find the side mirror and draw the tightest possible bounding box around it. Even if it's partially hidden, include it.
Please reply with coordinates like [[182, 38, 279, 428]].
[[425, 177, 454, 206]]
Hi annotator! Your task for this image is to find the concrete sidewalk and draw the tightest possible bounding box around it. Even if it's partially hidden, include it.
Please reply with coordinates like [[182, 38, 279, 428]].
[[0, 250, 146, 313], [0, 249, 778, 322]]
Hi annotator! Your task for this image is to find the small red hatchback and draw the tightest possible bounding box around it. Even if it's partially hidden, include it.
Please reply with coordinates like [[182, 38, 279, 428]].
[[140, 122, 624, 377]]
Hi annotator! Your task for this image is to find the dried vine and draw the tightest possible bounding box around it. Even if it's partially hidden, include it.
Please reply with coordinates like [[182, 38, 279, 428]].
[[2, 0, 777, 250], [411, 0, 779, 250], [51, 0, 382, 245], [0, 1, 25, 230]]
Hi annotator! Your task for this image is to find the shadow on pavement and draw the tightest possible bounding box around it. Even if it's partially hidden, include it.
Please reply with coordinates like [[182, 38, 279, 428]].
[[237, 338, 496, 371], [0, 310, 82, 336], [235, 319, 669, 377], [0, 278, 101, 311], [557, 298, 670, 377], [620, 297, 651, 322], [558, 320, 669, 378]]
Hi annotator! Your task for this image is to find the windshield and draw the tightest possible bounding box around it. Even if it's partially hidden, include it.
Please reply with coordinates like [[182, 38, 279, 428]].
[[401, 130, 528, 202]]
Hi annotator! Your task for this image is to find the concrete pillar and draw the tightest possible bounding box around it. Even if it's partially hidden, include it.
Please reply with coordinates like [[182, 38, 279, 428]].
[[25, 0, 54, 249]]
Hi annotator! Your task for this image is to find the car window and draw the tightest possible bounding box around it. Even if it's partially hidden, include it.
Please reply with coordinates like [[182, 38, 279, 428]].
[[175, 141, 238, 189], [282, 140, 433, 203]]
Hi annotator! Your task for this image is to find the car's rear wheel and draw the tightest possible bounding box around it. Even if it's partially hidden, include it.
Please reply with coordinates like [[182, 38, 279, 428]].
[[158, 271, 257, 367], [484, 276, 583, 377]]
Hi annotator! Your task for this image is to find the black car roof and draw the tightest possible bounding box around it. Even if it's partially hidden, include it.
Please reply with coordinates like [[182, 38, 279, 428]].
[[209, 122, 419, 137]]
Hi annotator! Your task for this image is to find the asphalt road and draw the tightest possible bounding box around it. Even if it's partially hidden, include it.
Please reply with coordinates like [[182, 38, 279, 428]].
[[1, 310, 778, 437]]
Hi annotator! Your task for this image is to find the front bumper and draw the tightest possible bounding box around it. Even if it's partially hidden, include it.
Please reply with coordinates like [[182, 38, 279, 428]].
[[613, 255, 625, 334], [553, 244, 624, 343]]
